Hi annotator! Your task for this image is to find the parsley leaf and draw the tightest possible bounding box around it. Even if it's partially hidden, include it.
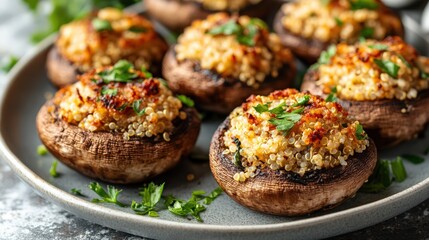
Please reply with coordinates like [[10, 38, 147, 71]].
[[141, 66, 153, 78], [374, 59, 400, 78], [71, 188, 86, 197], [325, 86, 338, 102], [37, 145, 48, 156], [292, 95, 310, 107], [360, 160, 392, 193], [128, 26, 147, 33], [310, 45, 336, 70], [1, 55, 19, 73], [355, 123, 366, 140], [88, 182, 126, 207], [269, 113, 302, 132], [177, 95, 195, 107], [50, 160, 60, 178], [92, 18, 112, 31], [368, 44, 389, 50], [253, 103, 269, 113], [22, 0, 40, 11], [350, 0, 378, 10], [101, 86, 118, 97], [132, 100, 146, 116], [131, 182, 165, 217], [400, 154, 425, 164], [208, 18, 267, 46], [359, 27, 374, 39], [203, 187, 223, 205], [98, 60, 138, 83], [390, 157, 407, 182], [233, 138, 242, 168], [334, 17, 343, 26]]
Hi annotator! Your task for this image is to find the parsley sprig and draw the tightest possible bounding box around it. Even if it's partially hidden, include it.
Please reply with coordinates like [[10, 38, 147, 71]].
[[92, 18, 112, 31], [88, 182, 127, 207], [374, 59, 400, 78], [310, 45, 336, 70], [50, 160, 60, 177], [355, 123, 367, 140], [208, 18, 267, 46], [325, 86, 337, 102], [131, 182, 165, 217], [97, 60, 138, 83], [350, 0, 378, 10], [177, 95, 195, 107]]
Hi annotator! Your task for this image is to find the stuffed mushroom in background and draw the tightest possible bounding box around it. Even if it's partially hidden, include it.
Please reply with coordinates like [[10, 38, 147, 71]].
[[274, 0, 403, 63], [47, 8, 168, 88], [210, 89, 377, 216], [144, 0, 273, 32], [301, 36, 429, 147], [163, 13, 296, 114], [37, 61, 201, 184]]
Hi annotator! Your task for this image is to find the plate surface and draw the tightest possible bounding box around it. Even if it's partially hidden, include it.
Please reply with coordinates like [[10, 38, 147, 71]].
[[1, 29, 429, 240]]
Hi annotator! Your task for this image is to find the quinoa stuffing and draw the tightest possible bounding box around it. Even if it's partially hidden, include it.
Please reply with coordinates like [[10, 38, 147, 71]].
[[53, 60, 186, 141], [280, 0, 402, 43], [190, 0, 262, 11], [314, 36, 429, 101], [56, 8, 167, 72], [175, 13, 293, 88], [222, 89, 369, 182]]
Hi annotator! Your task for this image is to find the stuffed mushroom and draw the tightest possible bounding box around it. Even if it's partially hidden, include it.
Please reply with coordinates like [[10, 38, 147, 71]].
[[163, 13, 296, 114], [274, 0, 403, 63], [37, 60, 201, 184], [301, 36, 429, 147], [210, 89, 377, 215], [144, 0, 273, 32], [47, 8, 168, 88]]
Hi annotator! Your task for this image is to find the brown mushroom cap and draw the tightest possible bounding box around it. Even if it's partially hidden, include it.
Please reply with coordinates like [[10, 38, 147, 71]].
[[144, 0, 273, 32], [36, 101, 201, 184], [301, 70, 429, 147], [162, 48, 296, 114], [273, 3, 404, 63], [209, 118, 377, 216]]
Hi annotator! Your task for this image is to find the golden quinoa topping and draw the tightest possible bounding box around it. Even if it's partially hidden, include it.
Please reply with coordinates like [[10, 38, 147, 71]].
[[281, 0, 402, 43], [53, 61, 185, 141], [175, 13, 293, 88], [314, 37, 429, 101], [222, 89, 369, 182], [190, 0, 262, 11], [56, 8, 167, 72]]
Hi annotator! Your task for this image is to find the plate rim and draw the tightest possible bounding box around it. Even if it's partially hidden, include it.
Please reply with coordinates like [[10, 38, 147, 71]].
[[1, 36, 429, 239]]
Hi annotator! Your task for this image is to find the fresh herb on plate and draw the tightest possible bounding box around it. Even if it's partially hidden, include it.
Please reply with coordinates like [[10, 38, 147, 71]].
[[253, 103, 269, 113], [400, 154, 425, 164], [92, 18, 112, 31], [88, 182, 127, 207], [71, 188, 86, 197], [50, 160, 59, 177], [334, 17, 343, 26], [374, 59, 399, 78], [350, 0, 378, 10], [208, 18, 267, 46], [390, 157, 407, 182], [128, 26, 147, 33], [37, 144, 48, 156], [132, 100, 146, 116], [360, 160, 392, 193], [177, 95, 195, 107], [131, 182, 165, 217], [101, 86, 118, 97], [1, 55, 19, 73], [421, 70, 429, 79], [325, 86, 337, 102]]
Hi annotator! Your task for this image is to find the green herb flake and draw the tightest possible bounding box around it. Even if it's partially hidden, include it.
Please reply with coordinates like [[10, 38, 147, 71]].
[[368, 44, 389, 50], [390, 157, 407, 182], [177, 95, 195, 107], [325, 86, 338, 102], [37, 145, 48, 156], [374, 59, 400, 78], [88, 182, 126, 207], [203, 187, 223, 205], [269, 113, 302, 132], [397, 54, 412, 68], [321, 0, 331, 6], [310, 45, 336, 70], [141, 66, 153, 78], [98, 60, 138, 83], [359, 27, 374, 39], [334, 17, 344, 26], [70, 188, 85, 197], [292, 95, 310, 107], [50, 160, 59, 178], [132, 100, 146, 116], [355, 123, 366, 140], [350, 0, 378, 10], [400, 154, 425, 164], [1, 55, 19, 73], [268, 102, 286, 115], [360, 160, 392, 193], [128, 26, 147, 33], [92, 18, 112, 31], [208, 20, 241, 35], [233, 138, 242, 169], [253, 103, 269, 113], [131, 182, 165, 216], [101, 86, 118, 97]]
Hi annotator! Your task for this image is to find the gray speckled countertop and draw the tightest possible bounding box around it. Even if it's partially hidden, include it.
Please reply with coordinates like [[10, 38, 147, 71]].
[[1, 0, 429, 239]]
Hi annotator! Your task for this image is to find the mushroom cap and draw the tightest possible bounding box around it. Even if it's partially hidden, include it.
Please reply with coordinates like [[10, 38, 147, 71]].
[[209, 118, 377, 216], [36, 101, 201, 184]]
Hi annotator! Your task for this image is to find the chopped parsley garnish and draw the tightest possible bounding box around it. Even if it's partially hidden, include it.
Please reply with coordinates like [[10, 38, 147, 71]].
[[117, 103, 128, 111], [268, 102, 286, 115], [208, 18, 267, 46], [359, 27, 374, 39], [1, 55, 19, 73], [132, 100, 146, 116], [253, 103, 269, 113], [131, 182, 165, 217], [325, 86, 338, 102], [397, 54, 412, 68], [97, 60, 138, 83], [141, 66, 153, 78], [269, 113, 302, 132], [101, 86, 118, 97], [350, 0, 378, 10], [233, 138, 242, 168], [368, 44, 389, 50], [310, 45, 336, 70], [355, 123, 366, 140], [374, 59, 400, 78], [334, 17, 344, 26], [92, 18, 112, 31], [128, 26, 147, 33], [360, 160, 392, 193], [292, 95, 310, 107], [88, 182, 126, 207], [50, 160, 59, 178], [421, 71, 429, 79], [400, 154, 425, 164], [177, 95, 195, 107], [37, 145, 48, 156], [70, 188, 85, 197], [390, 157, 407, 182]]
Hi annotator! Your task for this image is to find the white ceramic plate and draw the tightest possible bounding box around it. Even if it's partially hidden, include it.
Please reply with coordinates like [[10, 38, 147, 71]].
[[1, 21, 429, 240]]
